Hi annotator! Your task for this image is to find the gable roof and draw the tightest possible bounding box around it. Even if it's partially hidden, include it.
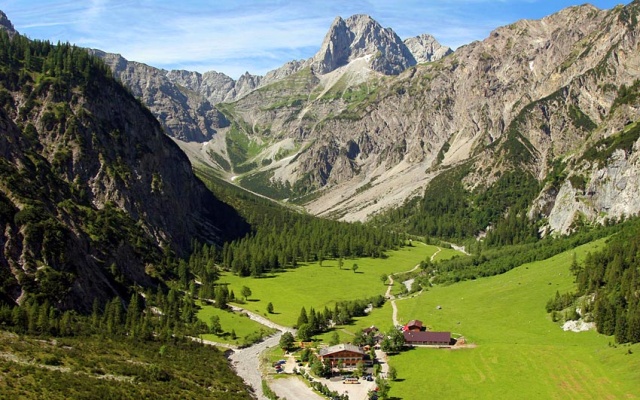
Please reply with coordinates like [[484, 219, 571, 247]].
[[403, 331, 451, 343], [319, 344, 365, 357], [406, 320, 423, 328]]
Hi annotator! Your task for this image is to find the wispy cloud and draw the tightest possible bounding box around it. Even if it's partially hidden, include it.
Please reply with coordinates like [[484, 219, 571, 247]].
[[1, 0, 628, 78]]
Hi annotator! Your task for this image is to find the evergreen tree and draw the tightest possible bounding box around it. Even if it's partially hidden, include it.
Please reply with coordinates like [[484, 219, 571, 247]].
[[297, 307, 308, 327]]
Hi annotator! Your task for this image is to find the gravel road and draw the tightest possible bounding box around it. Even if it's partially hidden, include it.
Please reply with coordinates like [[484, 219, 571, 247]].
[[228, 332, 283, 400], [270, 377, 325, 400], [224, 305, 296, 400]]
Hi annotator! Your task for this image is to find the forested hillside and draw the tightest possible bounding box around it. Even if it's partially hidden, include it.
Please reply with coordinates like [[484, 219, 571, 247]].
[[574, 219, 640, 343], [0, 31, 247, 311], [197, 167, 404, 277]]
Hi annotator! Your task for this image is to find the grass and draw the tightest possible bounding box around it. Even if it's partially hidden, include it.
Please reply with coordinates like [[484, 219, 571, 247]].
[[217, 243, 444, 327], [313, 302, 395, 345], [196, 302, 276, 346], [386, 238, 640, 399], [432, 246, 463, 262]]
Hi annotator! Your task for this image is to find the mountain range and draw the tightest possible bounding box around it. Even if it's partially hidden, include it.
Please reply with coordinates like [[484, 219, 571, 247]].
[[83, 3, 640, 236], [2, 1, 640, 307]]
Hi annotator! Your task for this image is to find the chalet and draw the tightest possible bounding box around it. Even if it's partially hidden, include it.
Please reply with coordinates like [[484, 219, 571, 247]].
[[403, 331, 451, 346], [404, 320, 424, 332], [363, 325, 378, 335], [318, 344, 366, 368]]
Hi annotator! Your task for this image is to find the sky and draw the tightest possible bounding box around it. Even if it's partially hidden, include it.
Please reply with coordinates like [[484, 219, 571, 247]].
[[1, 0, 631, 79]]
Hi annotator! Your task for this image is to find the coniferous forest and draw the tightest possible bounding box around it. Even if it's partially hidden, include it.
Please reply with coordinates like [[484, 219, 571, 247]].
[[573, 220, 640, 344]]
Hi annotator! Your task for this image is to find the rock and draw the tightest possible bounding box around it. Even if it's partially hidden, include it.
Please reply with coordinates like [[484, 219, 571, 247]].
[[562, 320, 596, 332], [311, 14, 417, 75], [0, 10, 16, 36], [404, 34, 452, 63]]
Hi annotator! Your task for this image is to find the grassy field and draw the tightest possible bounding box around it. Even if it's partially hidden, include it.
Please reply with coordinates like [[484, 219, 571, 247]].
[[313, 302, 395, 345], [217, 243, 442, 327], [387, 238, 640, 399], [196, 302, 276, 346], [432, 246, 464, 262]]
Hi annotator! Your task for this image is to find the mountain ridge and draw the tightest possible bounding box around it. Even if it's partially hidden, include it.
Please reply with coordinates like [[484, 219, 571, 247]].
[[0, 31, 248, 310]]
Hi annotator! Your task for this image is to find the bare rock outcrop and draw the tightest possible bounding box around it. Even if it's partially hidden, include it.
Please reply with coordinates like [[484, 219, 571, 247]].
[[311, 14, 417, 75], [404, 34, 452, 63]]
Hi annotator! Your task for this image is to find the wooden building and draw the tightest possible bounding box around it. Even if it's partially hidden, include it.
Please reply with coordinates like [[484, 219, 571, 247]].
[[403, 331, 451, 346], [318, 344, 366, 368], [404, 320, 424, 332]]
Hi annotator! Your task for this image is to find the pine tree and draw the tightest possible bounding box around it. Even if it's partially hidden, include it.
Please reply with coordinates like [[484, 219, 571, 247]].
[[297, 307, 308, 328]]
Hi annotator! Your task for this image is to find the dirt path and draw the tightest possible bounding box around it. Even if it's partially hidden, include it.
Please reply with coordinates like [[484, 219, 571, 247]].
[[228, 331, 283, 400], [270, 377, 325, 400], [221, 305, 296, 400], [387, 246, 442, 327], [228, 305, 295, 334], [431, 246, 442, 261], [194, 303, 295, 400], [449, 243, 469, 255]]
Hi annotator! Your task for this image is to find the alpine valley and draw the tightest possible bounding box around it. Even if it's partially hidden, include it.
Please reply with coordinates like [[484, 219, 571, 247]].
[[1, 2, 640, 399]]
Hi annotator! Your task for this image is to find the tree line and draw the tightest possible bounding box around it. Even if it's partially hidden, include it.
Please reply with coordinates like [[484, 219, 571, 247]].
[[425, 221, 623, 284], [570, 219, 640, 344], [220, 211, 403, 277], [373, 165, 540, 246]]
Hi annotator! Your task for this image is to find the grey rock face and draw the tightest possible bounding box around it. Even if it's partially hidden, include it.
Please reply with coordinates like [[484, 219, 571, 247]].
[[90, 50, 227, 142], [404, 34, 452, 63], [219, 3, 640, 230], [0, 10, 17, 36], [311, 14, 417, 75]]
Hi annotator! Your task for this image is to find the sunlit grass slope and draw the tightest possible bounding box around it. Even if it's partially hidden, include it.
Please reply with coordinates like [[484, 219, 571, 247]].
[[218, 243, 440, 326], [389, 238, 640, 399]]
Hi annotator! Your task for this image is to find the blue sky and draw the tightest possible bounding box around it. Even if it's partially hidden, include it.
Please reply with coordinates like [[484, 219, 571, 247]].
[[1, 0, 630, 79]]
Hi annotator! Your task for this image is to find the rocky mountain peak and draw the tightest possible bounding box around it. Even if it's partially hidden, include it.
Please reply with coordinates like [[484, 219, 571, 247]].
[[311, 14, 416, 75], [0, 10, 17, 36], [404, 33, 452, 63]]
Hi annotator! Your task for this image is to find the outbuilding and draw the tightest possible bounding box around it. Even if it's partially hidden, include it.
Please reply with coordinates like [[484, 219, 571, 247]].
[[403, 331, 451, 346]]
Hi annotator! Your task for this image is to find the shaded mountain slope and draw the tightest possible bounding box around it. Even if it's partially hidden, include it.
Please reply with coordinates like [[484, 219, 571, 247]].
[[0, 31, 248, 311]]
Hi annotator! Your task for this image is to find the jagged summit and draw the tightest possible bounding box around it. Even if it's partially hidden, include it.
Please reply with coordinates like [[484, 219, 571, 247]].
[[404, 33, 452, 63], [0, 10, 17, 36], [311, 14, 417, 75]]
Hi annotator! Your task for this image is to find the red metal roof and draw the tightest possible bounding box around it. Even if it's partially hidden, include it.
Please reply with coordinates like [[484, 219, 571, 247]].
[[406, 320, 423, 328], [403, 331, 451, 344]]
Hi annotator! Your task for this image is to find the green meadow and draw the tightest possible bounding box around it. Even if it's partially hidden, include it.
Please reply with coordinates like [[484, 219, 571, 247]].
[[217, 242, 441, 327], [431, 246, 463, 262], [314, 301, 395, 344], [388, 238, 640, 399], [196, 302, 276, 346]]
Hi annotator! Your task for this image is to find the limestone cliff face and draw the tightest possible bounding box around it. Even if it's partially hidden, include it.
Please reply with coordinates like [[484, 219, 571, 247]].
[[0, 32, 248, 310], [311, 14, 417, 75], [47, 5, 640, 232], [90, 50, 229, 143], [215, 3, 640, 231], [404, 34, 452, 64]]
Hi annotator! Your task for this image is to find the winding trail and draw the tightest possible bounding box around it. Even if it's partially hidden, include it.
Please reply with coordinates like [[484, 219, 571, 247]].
[[228, 305, 295, 334], [388, 247, 442, 327]]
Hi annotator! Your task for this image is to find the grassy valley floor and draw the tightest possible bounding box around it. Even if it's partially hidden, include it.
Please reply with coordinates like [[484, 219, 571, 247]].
[[217, 242, 441, 327], [389, 238, 640, 399]]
